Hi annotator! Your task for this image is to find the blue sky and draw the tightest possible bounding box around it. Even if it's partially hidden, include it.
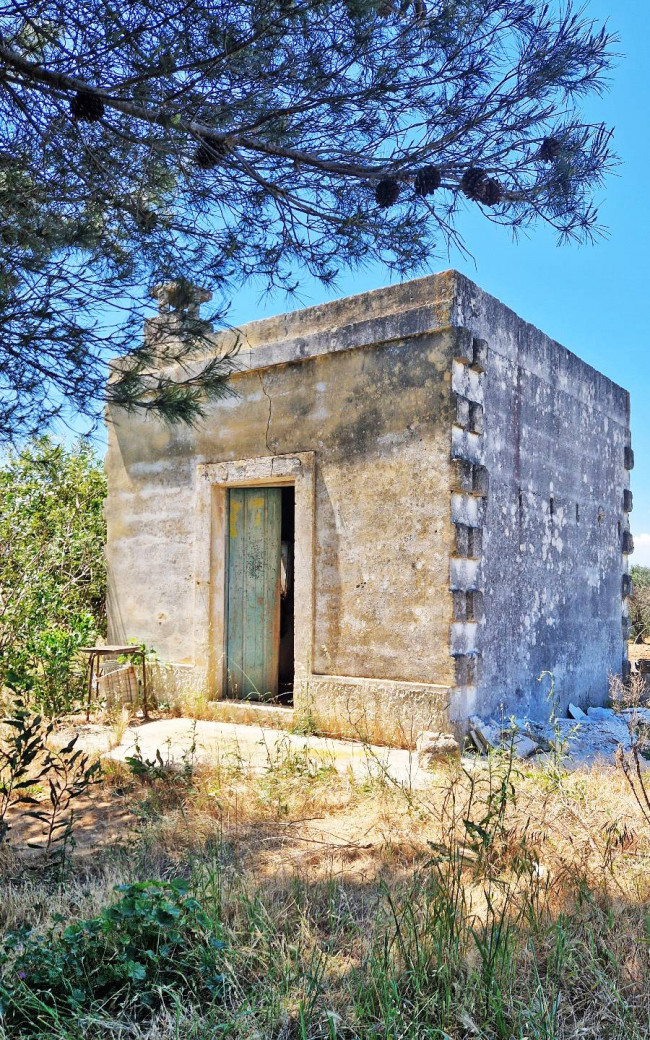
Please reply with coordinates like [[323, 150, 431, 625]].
[[76, 2, 647, 562], [217, 0, 650, 565]]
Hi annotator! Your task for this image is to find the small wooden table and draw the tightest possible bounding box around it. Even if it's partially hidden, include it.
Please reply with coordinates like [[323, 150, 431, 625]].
[[80, 645, 148, 720]]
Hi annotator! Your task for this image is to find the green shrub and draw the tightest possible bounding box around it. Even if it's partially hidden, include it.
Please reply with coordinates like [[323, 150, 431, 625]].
[[0, 879, 226, 1034], [0, 437, 106, 715]]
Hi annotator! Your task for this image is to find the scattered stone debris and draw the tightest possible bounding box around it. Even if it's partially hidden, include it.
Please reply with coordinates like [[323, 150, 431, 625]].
[[511, 733, 540, 759], [468, 716, 541, 759], [567, 702, 587, 720], [416, 730, 460, 768], [468, 716, 500, 752], [467, 705, 649, 768], [620, 706, 650, 725]]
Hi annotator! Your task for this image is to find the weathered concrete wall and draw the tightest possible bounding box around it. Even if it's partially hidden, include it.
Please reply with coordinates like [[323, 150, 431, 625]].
[[106, 283, 466, 742], [450, 274, 631, 719], [300, 675, 450, 747], [259, 336, 458, 684]]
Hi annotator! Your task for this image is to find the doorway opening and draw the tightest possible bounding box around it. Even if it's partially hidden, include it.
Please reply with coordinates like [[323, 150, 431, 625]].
[[224, 484, 294, 704], [278, 486, 295, 703]]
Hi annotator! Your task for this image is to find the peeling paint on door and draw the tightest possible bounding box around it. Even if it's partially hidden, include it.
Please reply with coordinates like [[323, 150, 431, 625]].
[[226, 487, 281, 700]]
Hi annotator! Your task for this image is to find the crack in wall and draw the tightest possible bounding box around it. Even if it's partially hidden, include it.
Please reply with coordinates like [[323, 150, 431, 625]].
[[258, 371, 275, 454]]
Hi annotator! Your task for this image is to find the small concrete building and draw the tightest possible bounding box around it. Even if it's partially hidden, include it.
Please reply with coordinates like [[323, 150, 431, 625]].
[[105, 271, 634, 745]]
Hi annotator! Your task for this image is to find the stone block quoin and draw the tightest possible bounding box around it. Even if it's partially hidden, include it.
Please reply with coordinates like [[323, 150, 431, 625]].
[[450, 335, 488, 693], [621, 438, 634, 679]]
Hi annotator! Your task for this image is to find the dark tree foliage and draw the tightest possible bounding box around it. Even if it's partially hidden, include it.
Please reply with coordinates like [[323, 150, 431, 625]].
[[0, 0, 616, 440]]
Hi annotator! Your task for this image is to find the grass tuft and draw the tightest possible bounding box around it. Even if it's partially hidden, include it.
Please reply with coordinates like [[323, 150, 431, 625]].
[[2, 736, 650, 1038]]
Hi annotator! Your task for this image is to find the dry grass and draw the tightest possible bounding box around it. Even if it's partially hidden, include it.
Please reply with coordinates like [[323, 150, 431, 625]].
[[95, 739, 650, 892], [3, 740, 650, 1038]]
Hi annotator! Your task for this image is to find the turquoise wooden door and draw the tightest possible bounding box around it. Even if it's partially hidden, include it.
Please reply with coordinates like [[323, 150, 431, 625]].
[[226, 487, 282, 700]]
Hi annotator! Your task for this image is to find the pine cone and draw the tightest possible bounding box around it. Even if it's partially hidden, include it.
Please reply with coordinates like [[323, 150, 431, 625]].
[[194, 135, 229, 169], [460, 168, 502, 206], [538, 137, 562, 162], [70, 90, 105, 122], [460, 167, 486, 200], [375, 178, 400, 208], [414, 165, 441, 196], [477, 177, 502, 207]]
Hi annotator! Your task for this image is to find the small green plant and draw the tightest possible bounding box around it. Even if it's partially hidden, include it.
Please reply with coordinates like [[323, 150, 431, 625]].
[[126, 723, 198, 785], [0, 699, 100, 858], [0, 701, 52, 844], [0, 879, 227, 1034], [22, 735, 101, 863], [290, 707, 317, 737], [125, 738, 175, 783], [462, 745, 522, 877], [262, 733, 336, 781], [537, 670, 581, 782]]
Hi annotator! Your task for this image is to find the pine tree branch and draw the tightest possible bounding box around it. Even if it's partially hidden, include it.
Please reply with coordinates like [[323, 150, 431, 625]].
[[0, 39, 397, 180]]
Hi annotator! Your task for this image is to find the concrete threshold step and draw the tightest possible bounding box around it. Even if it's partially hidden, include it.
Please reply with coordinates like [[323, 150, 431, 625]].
[[207, 698, 295, 731]]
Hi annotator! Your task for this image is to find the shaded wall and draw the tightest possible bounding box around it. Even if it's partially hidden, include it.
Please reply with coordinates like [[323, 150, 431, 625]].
[[452, 275, 631, 718]]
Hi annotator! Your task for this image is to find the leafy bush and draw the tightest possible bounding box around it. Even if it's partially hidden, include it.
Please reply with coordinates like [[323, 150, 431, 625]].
[[0, 437, 106, 715], [0, 879, 226, 1034]]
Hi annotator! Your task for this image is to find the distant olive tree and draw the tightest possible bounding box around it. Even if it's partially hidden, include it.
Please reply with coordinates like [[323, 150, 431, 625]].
[[0, 0, 617, 440], [0, 438, 106, 715], [629, 567, 650, 644]]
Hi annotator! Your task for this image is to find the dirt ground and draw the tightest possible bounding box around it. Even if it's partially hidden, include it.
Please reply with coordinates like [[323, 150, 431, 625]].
[[7, 712, 648, 889], [4, 714, 650, 1040]]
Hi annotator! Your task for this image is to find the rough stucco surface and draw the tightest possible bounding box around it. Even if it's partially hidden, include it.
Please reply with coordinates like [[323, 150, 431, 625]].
[[302, 675, 449, 747], [105, 289, 464, 742], [451, 274, 630, 719], [298, 339, 456, 683], [105, 269, 631, 742]]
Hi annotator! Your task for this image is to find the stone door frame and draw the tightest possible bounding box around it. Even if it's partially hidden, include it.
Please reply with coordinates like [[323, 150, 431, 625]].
[[193, 452, 316, 697]]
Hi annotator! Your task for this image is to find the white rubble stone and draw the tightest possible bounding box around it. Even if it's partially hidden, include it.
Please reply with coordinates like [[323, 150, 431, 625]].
[[416, 730, 460, 766], [568, 703, 588, 720], [512, 733, 540, 759], [586, 706, 615, 720], [468, 715, 540, 758], [620, 706, 650, 718], [468, 715, 500, 751]]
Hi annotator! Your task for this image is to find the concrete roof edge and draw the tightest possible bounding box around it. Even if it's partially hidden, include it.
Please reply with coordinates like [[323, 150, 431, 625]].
[[157, 269, 460, 361], [450, 270, 630, 406], [137, 268, 629, 419]]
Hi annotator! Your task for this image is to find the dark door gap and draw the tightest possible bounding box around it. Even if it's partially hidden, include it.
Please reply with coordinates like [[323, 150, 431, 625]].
[[278, 486, 295, 704]]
